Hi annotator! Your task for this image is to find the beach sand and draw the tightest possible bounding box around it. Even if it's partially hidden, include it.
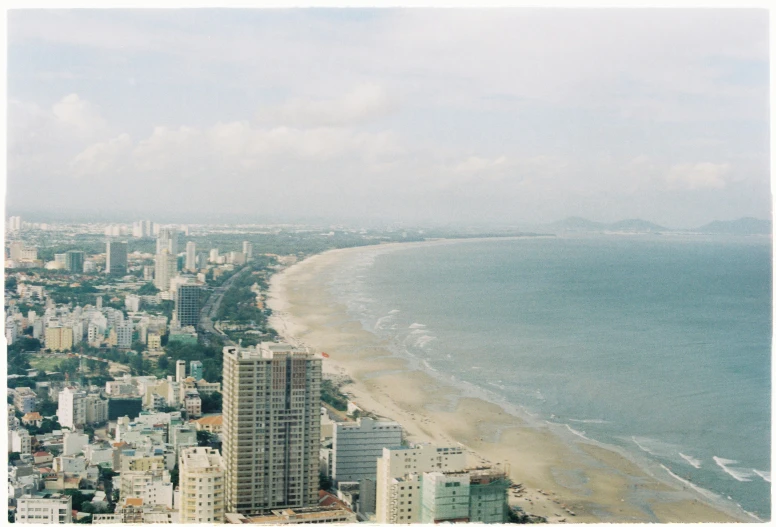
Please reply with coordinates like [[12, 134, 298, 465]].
[[267, 243, 749, 523]]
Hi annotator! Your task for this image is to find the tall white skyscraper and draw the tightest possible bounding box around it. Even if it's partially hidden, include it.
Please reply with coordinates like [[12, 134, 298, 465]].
[[242, 241, 253, 260], [157, 228, 180, 256], [8, 216, 22, 231], [186, 241, 197, 271], [154, 249, 177, 291], [222, 343, 322, 516]]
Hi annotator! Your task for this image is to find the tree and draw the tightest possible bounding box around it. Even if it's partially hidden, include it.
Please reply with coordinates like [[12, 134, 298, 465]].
[[157, 356, 169, 370], [197, 430, 217, 447], [200, 391, 222, 414]]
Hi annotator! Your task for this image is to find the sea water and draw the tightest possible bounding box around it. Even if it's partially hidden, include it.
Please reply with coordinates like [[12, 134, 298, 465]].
[[326, 234, 772, 519]]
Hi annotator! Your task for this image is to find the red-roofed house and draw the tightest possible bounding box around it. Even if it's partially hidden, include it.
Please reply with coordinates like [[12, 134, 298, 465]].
[[33, 451, 53, 465], [22, 412, 43, 427]]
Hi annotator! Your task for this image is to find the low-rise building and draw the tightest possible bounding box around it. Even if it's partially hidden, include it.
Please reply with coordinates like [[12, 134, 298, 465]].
[[16, 493, 72, 524]]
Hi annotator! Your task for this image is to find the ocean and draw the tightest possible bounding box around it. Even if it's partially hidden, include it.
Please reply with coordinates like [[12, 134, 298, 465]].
[[325, 234, 772, 520]]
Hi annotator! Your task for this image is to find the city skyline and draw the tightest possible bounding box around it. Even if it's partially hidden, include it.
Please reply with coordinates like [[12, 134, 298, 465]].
[[6, 8, 770, 228]]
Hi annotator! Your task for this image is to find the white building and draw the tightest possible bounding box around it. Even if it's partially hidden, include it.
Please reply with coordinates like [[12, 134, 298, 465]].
[[179, 446, 225, 523], [332, 418, 403, 485], [120, 469, 174, 508], [57, 387, 86, 430], [186, 242, 197, 272], [11, 428, 32, 455], [16, 494, 72, 523], [62, 431, 89, 456], [154, 249, 178, 291], [375, 444, 467, 524]]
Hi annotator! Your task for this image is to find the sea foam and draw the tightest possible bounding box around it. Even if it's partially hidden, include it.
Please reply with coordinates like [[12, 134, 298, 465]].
[[714, 457, 752, 482], [679, 453, 702, 469]]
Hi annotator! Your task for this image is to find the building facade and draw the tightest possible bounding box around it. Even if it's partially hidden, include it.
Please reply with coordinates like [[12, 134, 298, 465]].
[[175, 284, 201, 329], [332, 418, 403, 485], [105, 241, 128, 276], [222, 343, 322, 516], [179, 447, 225, 523], [58, 388, 86, 430], [65, 251, 85, 273], [16, 494, 72, 523], [154, 249, 177, 291]]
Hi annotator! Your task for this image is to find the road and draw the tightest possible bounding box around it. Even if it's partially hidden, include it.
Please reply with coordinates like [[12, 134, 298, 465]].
[[199, 265, 251, 346]]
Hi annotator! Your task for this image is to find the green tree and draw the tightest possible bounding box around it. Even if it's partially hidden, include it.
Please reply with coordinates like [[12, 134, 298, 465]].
[[199, 391, 223, 414]]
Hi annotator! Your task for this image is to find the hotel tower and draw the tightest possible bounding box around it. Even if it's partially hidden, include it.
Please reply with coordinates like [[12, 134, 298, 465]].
[[222, 343, 322, 516]]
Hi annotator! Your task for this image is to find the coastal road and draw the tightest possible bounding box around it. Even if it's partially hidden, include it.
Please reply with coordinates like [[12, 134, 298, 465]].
[[199, 265, 251, 345]]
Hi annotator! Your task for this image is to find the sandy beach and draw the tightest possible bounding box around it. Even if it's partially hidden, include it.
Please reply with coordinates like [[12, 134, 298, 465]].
[[267, 242, 750, 523]]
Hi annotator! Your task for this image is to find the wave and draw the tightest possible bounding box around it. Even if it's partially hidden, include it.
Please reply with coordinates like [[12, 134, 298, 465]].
[[568, 418, 609, 425], [374, 314, 396, 331], [660, 464, 719, 501], [679, 452, 702, 469], [409, 322, 426, 329], [410, 328, 429, 335], [388, 309, 400, 314], [632, 436, 654, 455], [422, 359, 437, 372], [565, 424, 588, 440], [713, 457, 752, 482], [413, 335, 437, 349], [753, 470, 771, 483]]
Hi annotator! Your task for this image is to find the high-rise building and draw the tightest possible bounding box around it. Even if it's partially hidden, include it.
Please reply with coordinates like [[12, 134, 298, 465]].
[[154, 249, 177, 291], [222, 343, 322, 515], [190, 361, 203, 382], [179, 447, 225, 523], [186, 242, 197, 271], [332, 418, 403, 485], [45, 326, 74, 352], [8, 216, 22, 231], [209, 249, 219, 263], [242, 241, 253, 260], [176, 360, 187, 383], [64, 251, 85, 273], [106, 241, 128, 276], [176, 284, 201, 329], [157, 229, 180, 256], [58, 387, 87, 430]]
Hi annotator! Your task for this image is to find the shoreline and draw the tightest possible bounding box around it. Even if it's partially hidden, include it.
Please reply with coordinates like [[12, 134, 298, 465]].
[[266, 240, 753, 523]]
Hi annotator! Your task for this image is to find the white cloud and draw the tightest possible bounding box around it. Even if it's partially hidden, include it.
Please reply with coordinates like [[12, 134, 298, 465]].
[[666, 162, 732, 190], [257, 84, 396, 127], [52, 94, 107, 135], [71, 134, 132, 178]]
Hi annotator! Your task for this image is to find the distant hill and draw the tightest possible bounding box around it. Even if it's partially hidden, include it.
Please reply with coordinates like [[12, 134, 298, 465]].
[[547, 217, 667, 233], [547, 217, 608, 232], [608, 219, 667, 232], [694, 217, 771, 235]]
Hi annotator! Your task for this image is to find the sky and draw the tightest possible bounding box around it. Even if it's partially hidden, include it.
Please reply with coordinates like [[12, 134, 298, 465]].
[[5, 8, 771, 228]]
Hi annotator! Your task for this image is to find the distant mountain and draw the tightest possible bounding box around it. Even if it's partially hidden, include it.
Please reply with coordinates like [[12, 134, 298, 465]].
[[547, 217, 608, 232], [695, 217, 771, 235], [608, 219, 667, 232], [547, 217, 667, 233]]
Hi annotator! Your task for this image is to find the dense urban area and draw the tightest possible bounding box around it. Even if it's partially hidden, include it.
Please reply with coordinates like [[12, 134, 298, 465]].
[[5, 217, 536, 525]]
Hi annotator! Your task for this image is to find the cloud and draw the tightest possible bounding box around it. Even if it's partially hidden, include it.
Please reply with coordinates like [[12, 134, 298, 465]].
[[71, 134, 132, 178], [666, 162, 732, 190], [257, 84, 396, 127], [52, 94, 107, 135]]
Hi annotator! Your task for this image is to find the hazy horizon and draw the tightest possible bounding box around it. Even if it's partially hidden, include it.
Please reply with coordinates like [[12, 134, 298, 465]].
[[6, 9, 771, 228]]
